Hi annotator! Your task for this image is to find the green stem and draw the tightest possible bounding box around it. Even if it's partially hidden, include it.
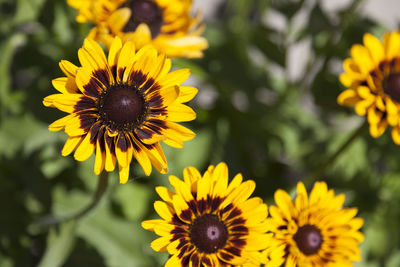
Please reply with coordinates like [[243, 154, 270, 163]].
[[38, 172, 109, 227], [305, 120, 368, 185]]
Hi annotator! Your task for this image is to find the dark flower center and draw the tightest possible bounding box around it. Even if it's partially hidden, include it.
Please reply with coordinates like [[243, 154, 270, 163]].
[[384, 73, 400, 102], [122, 0, 163, 38], [190, 214, 228, 254], [99, 84, 147, 132], [293, 224, 323, 255]]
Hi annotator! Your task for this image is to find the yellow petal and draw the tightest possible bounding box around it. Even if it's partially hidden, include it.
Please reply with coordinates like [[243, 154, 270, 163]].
[[384, 32, 400, 60], [150, 120, 195, 149], [245, 234, 271, 250], [108, 36, 123, 70], [165, 255, 182, 267], [83, 38, 109, 69], [363, 33, 385, 64], [107, 7, 130, 34], [274, 189, 295, 220], [369, 120, 388, 138], [62, 135, 83, 156], [47, 94, 82, 113], [169, 175, 193, 202], [337, 89, 361, 106], [176, 86, 198, 103], [144, 143, 168, 174], [295, 182, 308, 211], [104, 135, 117, 172], [59, 60, 78, 78], [157, 69, 190, 88], [94, 141, 106, 175], [350, 44, 375, 74], [357, 86, 373, 99], [115, 134, 133, 168], [165, 103, 196, 122], [134, 45, 158, 80], [155, 186, 174, 203], [141, 219, 163, 231], [367, 107, 383, 125], [339, 73, 355, 87], [48, 114, 75, 131], [226, 173, 243, 194], [392, 126, 400, 145], [154, 201, 174, 221], [52, 77, 78, 94], [354, 98, 374, 116], [147, 85, 179, 108], [172, 194, 192, 223], [150, 235, 171, 252], [309, 181, 328, 205], [74, 132, 95, 161], [385, 97, 398, 114], [129, 23, 152, 49], [130, 135, 153, 176], [223, 180, 255, 207], [117, 40, 136, 83], [118, 164, 130, 184]]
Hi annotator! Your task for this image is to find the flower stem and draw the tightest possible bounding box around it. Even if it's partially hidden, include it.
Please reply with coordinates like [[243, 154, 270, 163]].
[[305, 120, 368, 185], [38, 172, 109, 227]]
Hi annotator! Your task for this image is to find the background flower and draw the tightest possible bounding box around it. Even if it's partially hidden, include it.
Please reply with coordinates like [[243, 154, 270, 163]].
[[266, 182, 364, 266], [67, 0, 208, 58], [338, 31, 400, 145]]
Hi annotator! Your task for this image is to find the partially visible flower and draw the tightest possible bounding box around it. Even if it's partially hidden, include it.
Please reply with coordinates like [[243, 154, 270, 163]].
[[266, 182, 364, 267], [43, 37, 197, 183], [67, 0, 208, 58], [142, 163, 281, 266], [338, 31, 400, 144]]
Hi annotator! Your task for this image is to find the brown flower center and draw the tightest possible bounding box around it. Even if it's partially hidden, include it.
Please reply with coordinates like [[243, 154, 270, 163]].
[[190, 214, 228, 254], [122, 0, 163, 38], [99, 84, 147, 132], [293, 224, 322, 255], [384, 73, 400, 102]]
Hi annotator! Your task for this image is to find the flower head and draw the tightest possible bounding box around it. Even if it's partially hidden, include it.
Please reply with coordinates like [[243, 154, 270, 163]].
[[338, 31, 400, 144], [43, 37, 197, 183], [67, 0, 208, 58], [266, 182, 364, 266], [142, 163, 280, 267]]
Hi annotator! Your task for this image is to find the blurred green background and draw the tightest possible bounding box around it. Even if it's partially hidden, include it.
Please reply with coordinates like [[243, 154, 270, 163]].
[[1, 0, 400, 266]]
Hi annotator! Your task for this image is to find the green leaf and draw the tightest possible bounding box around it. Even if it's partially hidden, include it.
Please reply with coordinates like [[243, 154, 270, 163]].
[[113, 182, 152, 221], [38, 220, 77, 267], [251, 26, 286, 67], [0, 34, 26, 114], [0, 114, 46, 158], [15, 0, 45, 23]]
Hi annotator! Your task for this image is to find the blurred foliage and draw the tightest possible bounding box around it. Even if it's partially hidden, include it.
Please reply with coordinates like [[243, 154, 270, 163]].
[[0, 0, 400, 266]]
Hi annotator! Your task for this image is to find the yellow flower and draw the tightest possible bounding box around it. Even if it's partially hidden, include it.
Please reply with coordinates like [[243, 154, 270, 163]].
[[266, 182, 364, 267], [43, 37, 197, 183], [337, 31, 400, 144], [142, 163, 282, 267], [67, 0, 208, 58]]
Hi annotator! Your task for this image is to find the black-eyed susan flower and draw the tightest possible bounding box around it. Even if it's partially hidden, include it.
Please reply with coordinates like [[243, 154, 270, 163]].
[[266, 181, 364, 267], [142, 162, 281, 267], [337, 31, 400, 144], [43, 37, 197, 183], [67, 0, 208, 58]]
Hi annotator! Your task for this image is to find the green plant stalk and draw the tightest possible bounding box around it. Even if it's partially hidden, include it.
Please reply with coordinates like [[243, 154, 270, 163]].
[[305, 120, 368, 185], [38, 171, 109, 227]]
